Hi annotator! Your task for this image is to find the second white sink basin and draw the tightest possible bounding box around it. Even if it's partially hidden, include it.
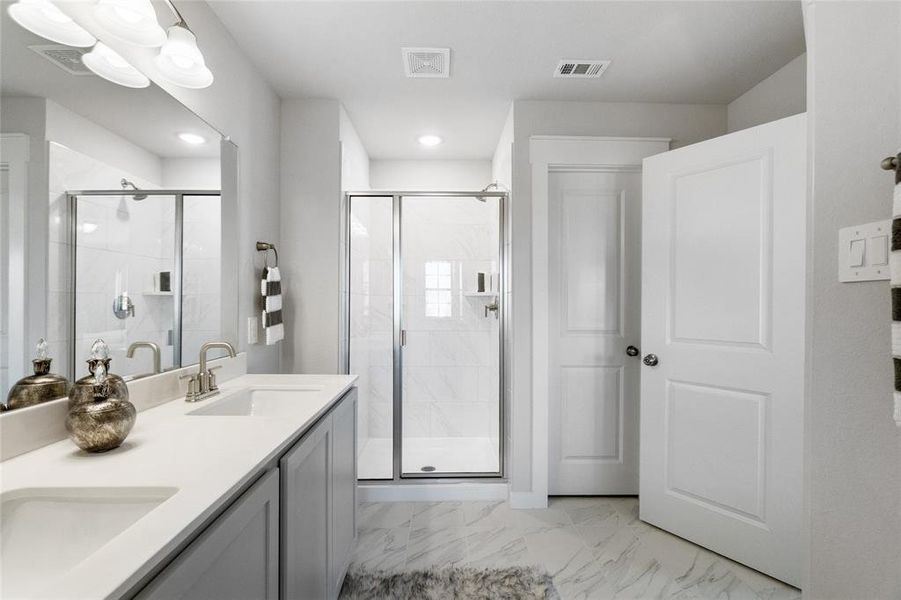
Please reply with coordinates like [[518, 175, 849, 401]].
[[188, 387, 324, 417], [0, 486, 176, 598]]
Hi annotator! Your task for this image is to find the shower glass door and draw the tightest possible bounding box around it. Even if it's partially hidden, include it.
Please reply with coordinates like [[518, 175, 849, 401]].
[[348, 192, 503, 480], [400, 195, 501, 477]]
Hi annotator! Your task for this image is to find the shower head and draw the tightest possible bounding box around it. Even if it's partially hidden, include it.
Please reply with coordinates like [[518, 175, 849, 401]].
[[120, 178, 147, 201], [476, 181, 507, 202]]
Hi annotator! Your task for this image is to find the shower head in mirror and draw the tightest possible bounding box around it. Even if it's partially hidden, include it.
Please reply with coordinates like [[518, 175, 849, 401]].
[[120, 178, 147, 201]]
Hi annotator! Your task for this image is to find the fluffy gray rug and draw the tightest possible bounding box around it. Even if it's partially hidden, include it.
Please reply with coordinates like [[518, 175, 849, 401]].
[[340, 566, 559, 599]]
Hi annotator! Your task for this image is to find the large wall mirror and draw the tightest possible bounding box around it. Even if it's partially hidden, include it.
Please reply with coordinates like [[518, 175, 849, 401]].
[[0, 1, 239, 403]]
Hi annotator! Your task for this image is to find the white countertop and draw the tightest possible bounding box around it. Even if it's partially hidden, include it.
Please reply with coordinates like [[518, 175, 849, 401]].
[[0, 373, 357, 600]]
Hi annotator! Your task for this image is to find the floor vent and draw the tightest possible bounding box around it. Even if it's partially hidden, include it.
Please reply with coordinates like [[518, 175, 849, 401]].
[[402, 47, 450, 78], [29, 45, 93, 75], [554, 59, 611, 79]]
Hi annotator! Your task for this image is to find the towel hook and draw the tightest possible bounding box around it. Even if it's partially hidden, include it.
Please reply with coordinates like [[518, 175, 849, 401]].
[[256, 241, 278, 268], [882, 153, 900, 184]]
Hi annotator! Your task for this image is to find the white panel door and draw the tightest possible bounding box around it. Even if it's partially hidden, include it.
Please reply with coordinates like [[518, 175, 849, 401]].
[[549, 169, 641, 494], [640, 114, 806, 586]]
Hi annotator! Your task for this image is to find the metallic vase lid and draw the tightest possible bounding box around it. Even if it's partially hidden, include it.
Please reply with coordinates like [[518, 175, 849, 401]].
[[5, 339, 70, 410], [70, 339, 129, 408]]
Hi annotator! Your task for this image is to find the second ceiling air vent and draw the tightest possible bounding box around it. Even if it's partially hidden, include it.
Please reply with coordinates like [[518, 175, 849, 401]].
[[402, 47, 451, 78], [554, 59, 611, 79]]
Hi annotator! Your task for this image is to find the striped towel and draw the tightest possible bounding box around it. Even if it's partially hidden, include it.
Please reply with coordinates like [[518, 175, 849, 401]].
[[261, 266, 284, 345], [890, 153, 901, 425]]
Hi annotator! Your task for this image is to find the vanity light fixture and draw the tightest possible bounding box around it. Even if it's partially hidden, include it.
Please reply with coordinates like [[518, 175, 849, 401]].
[[155, 23, 213, 89], [82, 42, 150, 88], [7, 0, 96, 47], [418, 134, 442, 147], [177, 132, 206, 145], [92, 0, 166, 47]]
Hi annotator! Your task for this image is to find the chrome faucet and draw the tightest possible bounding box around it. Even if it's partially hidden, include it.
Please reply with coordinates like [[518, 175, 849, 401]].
[[126, 341, 161, 374], [182, 341, 237, 402]]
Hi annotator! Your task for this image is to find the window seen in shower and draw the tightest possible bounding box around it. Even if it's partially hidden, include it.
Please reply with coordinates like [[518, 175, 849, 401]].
[[424, 261, 452, 318]]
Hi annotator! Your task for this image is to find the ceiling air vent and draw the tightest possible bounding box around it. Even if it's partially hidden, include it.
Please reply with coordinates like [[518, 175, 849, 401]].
[[402, 47, 450, 79], [29, 45, 93, 75], [554, 59, 611, 79]]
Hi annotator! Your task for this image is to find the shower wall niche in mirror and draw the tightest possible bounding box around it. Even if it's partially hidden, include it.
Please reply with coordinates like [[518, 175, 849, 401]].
[[0, 2, 239, 404]]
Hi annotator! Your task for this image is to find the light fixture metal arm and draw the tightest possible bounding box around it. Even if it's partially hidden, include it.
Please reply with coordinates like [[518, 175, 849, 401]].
[[161, 0, 189, 30]]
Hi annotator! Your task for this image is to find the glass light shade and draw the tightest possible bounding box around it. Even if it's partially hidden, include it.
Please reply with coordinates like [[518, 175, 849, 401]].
[[93, 0, 166, 47], [7, 0, 96, 47], [155, 25, 213, 89], [82, 42, 150, 88]]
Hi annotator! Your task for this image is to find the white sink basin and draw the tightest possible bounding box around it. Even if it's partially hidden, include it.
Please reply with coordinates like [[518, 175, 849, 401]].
[[0, 486, 176, 597], [188, 387, 324, 417]]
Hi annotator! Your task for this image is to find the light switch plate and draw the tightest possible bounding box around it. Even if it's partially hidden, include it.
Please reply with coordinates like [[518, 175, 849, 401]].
[[247, 316, 260, 344], [838, 219, 892, 282]]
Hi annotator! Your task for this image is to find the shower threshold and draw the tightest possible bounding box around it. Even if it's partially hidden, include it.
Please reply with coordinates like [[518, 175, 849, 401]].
[[359, 436, 500, 479]]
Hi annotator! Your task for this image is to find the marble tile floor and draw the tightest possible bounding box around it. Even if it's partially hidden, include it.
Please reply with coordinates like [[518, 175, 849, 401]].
[[349, 497, 801, 600]]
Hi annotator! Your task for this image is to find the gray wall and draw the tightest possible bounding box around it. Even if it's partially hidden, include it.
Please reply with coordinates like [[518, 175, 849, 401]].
[[727, 54, 807, 133], [280, 99, 342, 374], [805, 1, 901, 597], [508, 100, 727, 493]]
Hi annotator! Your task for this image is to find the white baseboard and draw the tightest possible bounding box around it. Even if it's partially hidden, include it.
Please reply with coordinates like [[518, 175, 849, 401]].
[[508, 491, 549, 509], [359, 482, 509, 502]]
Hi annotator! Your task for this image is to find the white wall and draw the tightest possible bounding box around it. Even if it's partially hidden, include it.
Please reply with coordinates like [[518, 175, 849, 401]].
[[369, 160, 491, 191], [280, 99, 342, 374], [161, 158, 220, 189], [45, 101, 162, 185], [727, 54, 807, 133], [491, 104, 514, 474], [339, 105, 370, 192], [509, 100, 727, 495], [805, 2, 901, 597], [0, 97, 48, 364]]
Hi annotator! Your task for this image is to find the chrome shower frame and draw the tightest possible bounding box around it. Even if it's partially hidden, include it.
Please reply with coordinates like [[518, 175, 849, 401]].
[[65, 189, 220, 381], [342, 190, 509, 483]]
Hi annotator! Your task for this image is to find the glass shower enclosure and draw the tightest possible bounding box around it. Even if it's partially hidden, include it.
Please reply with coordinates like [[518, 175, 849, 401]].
[[346, 191, 506, 480], [63, 189, 222, 381]]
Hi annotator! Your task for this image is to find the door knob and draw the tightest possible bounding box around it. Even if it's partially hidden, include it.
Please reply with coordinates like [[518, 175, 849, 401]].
[[626, 345, 640, 357], [642, 353, 659, 367]]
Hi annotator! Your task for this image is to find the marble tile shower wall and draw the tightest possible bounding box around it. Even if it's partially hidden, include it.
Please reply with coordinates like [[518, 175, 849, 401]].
[[350, 198, 392, 451], [181, 196, 222, 362], [48, 142, 170, 379], [401, 199, 500, 441]]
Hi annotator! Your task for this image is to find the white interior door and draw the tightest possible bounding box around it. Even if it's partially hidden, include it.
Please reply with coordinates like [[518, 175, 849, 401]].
[[640, 114, 806, 586], [548, 169, 641, 494]]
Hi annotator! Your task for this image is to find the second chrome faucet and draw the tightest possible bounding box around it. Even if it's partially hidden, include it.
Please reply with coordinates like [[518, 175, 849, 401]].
[[181, 341, 237, 402]]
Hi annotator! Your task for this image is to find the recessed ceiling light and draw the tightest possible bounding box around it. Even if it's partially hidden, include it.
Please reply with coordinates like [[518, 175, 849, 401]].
[[177, 132, 206, 145], [418, 135, 442, 147]]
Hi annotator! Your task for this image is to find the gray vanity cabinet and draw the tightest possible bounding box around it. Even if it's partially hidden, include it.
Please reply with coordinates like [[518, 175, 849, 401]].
[[280, 411, 331, 599], [133, 388, 357, 600], [135, 469, 280, 600], [330, 390, 358, 596], [282, 388, 358, 600]]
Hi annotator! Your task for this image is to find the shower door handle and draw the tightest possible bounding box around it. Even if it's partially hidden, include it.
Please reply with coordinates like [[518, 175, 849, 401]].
[[401, 329, 407, 347]]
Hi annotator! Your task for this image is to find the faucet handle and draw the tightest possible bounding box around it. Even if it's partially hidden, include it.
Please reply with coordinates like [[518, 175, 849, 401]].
[[179, 372, 200, 401], [208, 366, 223, 391]]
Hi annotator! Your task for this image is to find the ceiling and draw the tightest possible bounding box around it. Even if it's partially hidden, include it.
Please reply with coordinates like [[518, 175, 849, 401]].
[[210, 0, 805, 160], [0, 3, 221, 159]]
